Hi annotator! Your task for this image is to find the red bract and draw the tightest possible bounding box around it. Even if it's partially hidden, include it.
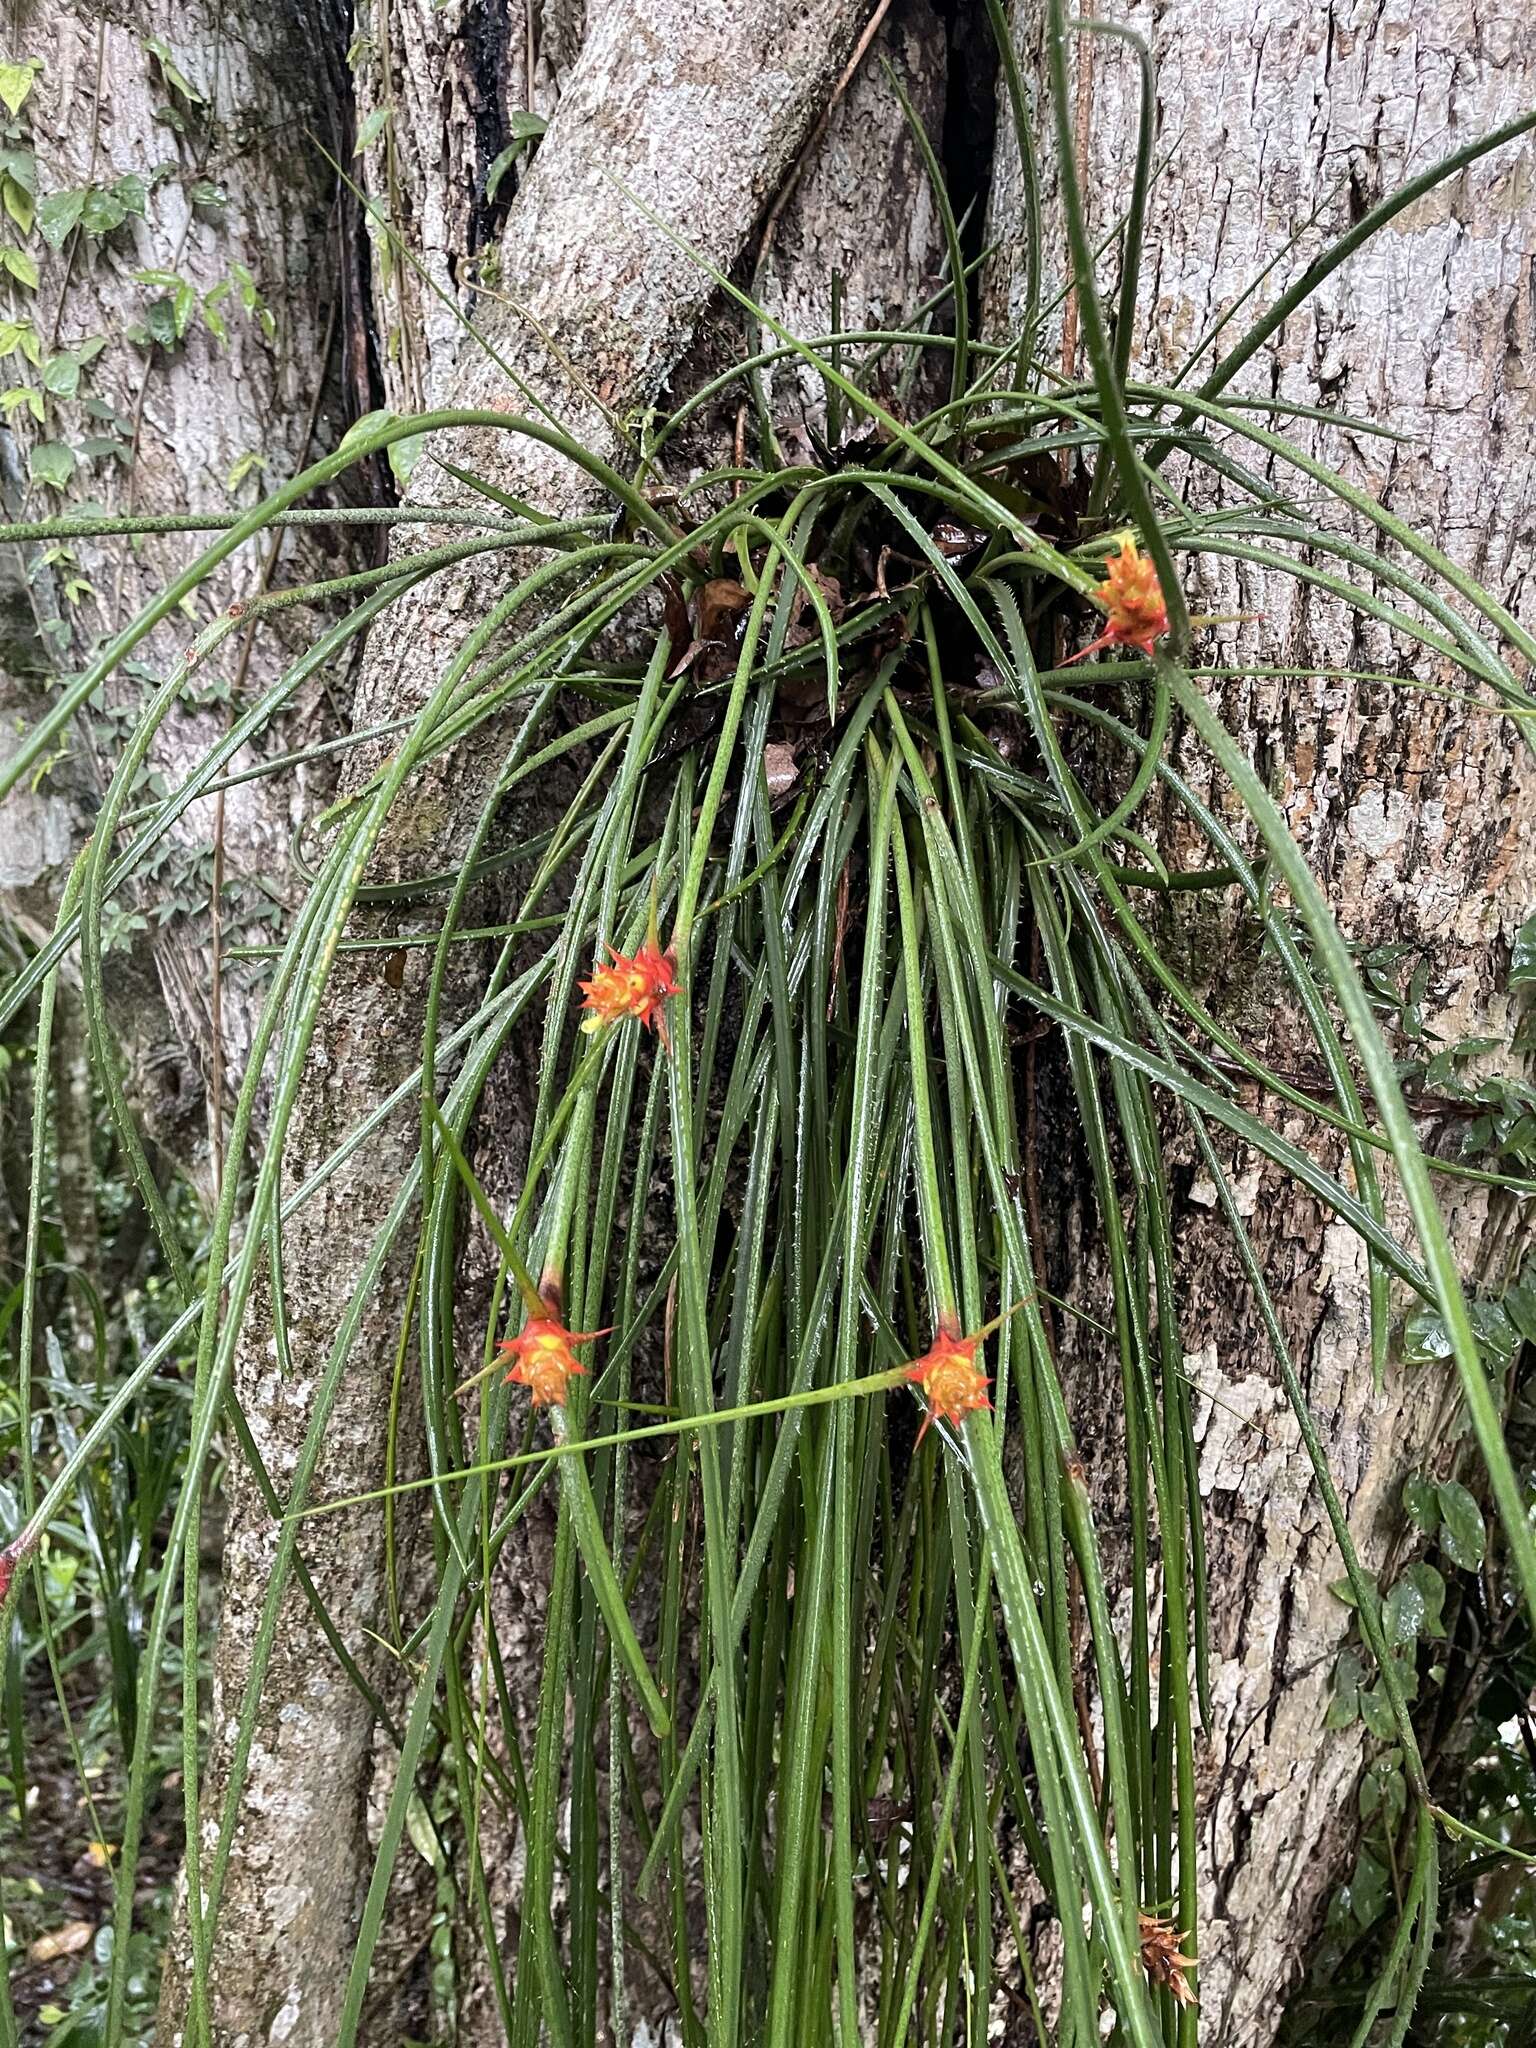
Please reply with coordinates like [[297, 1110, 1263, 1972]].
[[498, 1315, 611, 1409], [906, 1324, 993, 1445], [1064, 535, 1169, 663], [578, 939, 681, 1039]]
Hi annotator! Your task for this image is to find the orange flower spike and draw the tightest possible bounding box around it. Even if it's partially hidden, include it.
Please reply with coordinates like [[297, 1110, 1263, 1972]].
[[578, 937, 681, 1039], [906, 1323, 993, 1446], [498, 1314, 612, 1409], [1064, 534, 1170, 665]]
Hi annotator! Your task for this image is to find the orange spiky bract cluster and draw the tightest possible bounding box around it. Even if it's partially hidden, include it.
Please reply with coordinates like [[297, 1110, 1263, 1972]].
[[499, 1314, 611, 1408], [1138, 1910, 1197, 2008], [578, 937, 681, 1038], [1065, 534, 1169, 664], [906, 1323, 993, 1445]]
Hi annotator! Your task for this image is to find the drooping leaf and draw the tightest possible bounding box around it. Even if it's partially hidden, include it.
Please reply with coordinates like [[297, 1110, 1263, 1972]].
[[143, 297, 179, 350], [1436, 1480, 1486, 1571], [1383, 1575, 1426, 1647], [0, 59, 41, 119], [37, 187, 86, 249], [1400, 1305, 1453, 1366], [0, 316, 40, 364], [1469, 1296, 1520, 1367], [42, 351, 81, 399], [2, 165, 34, 235], [485, 113, 548, 202], [1401, 1561, 1446, 1637], [387, 432, 426, 489], [1325, 1648, 1364, 1729], [1503, 1264, 1536, 1346], [28, 440, 76, 490], [226, 450, 267, 493], [353, 105, 391, 156], [0, 242, 39, 288], [1402, 1474, 1440, 1534], [143, 36, 205, 106], [337, 407, 397, 459], [110, 172, 148, 220]]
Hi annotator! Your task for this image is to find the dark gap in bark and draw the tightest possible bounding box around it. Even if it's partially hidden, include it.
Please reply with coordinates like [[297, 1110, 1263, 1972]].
[[466, 0, 520, 255], [934, 0, 999, 336], [312, 0, 395, 524]]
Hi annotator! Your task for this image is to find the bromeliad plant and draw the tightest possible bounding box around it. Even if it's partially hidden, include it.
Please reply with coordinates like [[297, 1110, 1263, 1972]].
[[4, 10, 1536, 2046]]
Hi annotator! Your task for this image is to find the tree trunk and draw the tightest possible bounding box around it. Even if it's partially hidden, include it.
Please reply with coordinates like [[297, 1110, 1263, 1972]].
[[0, 0, 354, 1177], [162, 5, 963, 2041], [989, 7, 1536, 2041], [22, 1, 1524, 2042]]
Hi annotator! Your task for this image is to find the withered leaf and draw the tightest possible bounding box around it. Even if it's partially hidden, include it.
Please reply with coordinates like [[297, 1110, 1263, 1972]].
[[932, 518, 987, 560], [29, 1921, 94, 1964], [762, 742, 799, 802], [694, 578, 751, 644], [692, 578, 753, 683]]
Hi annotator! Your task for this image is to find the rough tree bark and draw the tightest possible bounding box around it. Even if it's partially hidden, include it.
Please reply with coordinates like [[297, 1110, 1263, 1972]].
[[0, 2, 352, 1173], [989, 5, 1536, 2041], [18, 0, 1522, 2042]]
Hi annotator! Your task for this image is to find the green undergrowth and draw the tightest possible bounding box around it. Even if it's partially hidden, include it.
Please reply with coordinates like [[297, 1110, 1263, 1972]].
[[3, 10, 1536, 2047]]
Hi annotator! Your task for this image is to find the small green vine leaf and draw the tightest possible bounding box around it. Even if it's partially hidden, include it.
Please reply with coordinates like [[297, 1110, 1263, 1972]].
[[37, 188, 84, 249], [1402, 1473, 1439, 1534], [0, 317, 40, 364], [485, 113, 548, 202], [1511, 910, 1536, 987], [0, 58, 41, 119], [0, 243, 39, 289], [28, 441, 76, 490], [354, 106, 391, 156], [142, 36, 205, 107], [226, 450, 267, 493], [1383, 1576, 1425, 1647], [1436, 1481, 1487, 1571], [0, 382, 42, 421], [0, 147, 36, 233], [388, 432, 426, 489]]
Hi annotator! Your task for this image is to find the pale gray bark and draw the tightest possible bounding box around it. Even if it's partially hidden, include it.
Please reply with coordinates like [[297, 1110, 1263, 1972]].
[[0, 0, 347, 1173], [988, 7, 1536, 2042]]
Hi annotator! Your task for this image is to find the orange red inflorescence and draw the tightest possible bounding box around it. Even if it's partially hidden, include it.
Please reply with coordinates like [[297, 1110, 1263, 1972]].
[[905, 1323, 993, 1445], [1064, 534, 1169, 664], [578, 939, 681, 1039], [499, 1315, 611, 1409]]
